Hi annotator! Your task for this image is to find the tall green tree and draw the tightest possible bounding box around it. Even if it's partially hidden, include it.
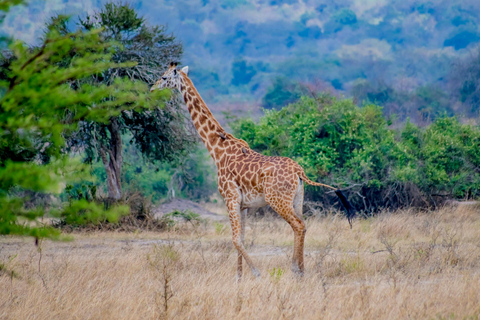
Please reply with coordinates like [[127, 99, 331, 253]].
[[66, 2, 194, 200], [262, 77, 303, 110], [0, 7, 161, 238], [449, 45, 480, 116]]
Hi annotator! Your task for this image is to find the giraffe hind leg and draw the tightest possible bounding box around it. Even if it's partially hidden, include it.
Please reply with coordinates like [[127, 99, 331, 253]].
[[293, 179, 304, 218], [266, 182, 306, 276], [292, 180, 306, 274]]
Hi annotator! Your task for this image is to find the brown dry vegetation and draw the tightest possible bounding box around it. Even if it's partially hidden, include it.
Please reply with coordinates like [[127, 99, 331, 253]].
[[1, 204, 480, 319]]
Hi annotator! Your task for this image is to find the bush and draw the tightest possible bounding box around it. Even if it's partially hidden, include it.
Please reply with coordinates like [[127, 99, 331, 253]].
[[231, 95, 480, 213], [56, 191, 168, 232]]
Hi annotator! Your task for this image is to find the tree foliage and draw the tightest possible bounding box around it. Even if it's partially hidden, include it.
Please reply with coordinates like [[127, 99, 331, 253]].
[[449, 47, 480, 116], [117, 144, 217, 203], [63, 2, 195, 200], [0, 0, 25, 27], [0, 15, 154, 238], [262, 77, 303, 110]]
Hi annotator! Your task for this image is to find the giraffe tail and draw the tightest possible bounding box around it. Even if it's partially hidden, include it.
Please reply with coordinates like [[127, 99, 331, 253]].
[[334, 189, 355, 229], [298, 171, 337, 190], [298, 171, 356, 228]]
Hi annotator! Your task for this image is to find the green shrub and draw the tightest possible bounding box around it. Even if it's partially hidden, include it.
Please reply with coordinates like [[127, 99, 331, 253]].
[[231, 95, 480, 213]]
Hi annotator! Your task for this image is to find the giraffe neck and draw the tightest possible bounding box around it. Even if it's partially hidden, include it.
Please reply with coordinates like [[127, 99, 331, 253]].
[[179, 73, 228, 164]]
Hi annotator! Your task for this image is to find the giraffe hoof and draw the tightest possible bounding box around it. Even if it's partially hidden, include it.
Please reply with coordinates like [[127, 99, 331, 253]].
[[295, 271, 305, 278], [291, 264, 304, 277], [251, 268, 261, 278]]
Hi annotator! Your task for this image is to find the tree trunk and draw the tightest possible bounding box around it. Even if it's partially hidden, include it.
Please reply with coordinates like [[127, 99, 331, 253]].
[[99, 118, 123, 200]]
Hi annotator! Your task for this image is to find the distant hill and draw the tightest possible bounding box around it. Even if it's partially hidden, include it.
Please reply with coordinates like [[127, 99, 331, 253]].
[[3, 0, 480, 121]]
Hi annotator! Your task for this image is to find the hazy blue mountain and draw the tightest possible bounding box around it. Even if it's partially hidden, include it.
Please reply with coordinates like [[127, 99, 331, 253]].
[[3, 0, 480, 120]]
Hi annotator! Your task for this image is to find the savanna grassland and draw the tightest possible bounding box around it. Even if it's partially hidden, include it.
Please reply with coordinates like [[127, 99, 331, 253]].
[[2, 204, 480, 320]]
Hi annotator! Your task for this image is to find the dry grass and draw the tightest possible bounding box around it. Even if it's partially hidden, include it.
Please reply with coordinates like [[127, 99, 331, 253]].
[[1, 204, 480, 319]]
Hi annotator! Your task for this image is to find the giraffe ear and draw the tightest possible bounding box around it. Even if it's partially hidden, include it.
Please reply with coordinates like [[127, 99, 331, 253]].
[[181, 66, 189, 75]]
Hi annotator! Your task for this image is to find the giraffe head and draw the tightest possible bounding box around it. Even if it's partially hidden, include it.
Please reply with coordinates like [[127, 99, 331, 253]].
[[150, 61, 189, 92]]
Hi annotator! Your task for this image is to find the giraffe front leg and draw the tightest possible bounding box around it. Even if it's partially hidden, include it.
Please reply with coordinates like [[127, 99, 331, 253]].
[[237, 208, 247, 280], [237, 251, 243, 280], [226, 199, 260, 279]]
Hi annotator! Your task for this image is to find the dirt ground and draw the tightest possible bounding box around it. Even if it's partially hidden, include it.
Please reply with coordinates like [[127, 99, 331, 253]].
[[1, 204, 480, 319], [154, 198, 227, 221]]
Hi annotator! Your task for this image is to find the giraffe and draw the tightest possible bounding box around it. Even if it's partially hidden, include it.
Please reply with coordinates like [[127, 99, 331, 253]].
[[151, 62, 354, 278]]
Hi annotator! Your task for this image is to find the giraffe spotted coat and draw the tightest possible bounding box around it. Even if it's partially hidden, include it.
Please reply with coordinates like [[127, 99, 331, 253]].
[[151, 62, 338, 278]]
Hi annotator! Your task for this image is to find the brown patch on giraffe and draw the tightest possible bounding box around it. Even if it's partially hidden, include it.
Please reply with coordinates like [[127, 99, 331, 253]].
[[207, 132, 218, 141], [198, 114, 208, 125], [207, 120, 216, 131], [191, 110, 199, 121]]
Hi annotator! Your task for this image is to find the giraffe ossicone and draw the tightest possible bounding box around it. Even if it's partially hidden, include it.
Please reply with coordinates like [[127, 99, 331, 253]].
[[151, 63, 354, 278]]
